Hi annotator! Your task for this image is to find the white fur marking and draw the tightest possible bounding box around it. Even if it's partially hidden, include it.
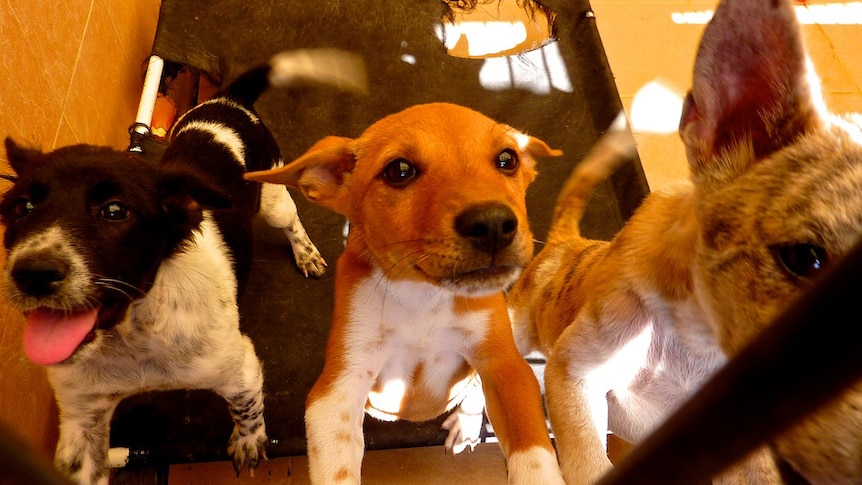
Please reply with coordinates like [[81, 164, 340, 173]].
[[174, 120, 246, 167], [508, 446, 567, 485]]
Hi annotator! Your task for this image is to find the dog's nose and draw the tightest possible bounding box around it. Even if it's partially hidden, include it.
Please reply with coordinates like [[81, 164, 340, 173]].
[[11, 256, 69, 297], [455, 203, 518, 255]]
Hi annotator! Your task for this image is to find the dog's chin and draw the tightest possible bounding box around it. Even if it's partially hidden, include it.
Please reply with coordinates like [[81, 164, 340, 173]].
[[435, 265, 522, 296]]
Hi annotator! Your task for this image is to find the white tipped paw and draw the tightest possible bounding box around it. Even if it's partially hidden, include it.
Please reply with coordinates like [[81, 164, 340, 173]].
[[292, 241, 327, 278], [228, 427, 268, 476], [442, 409, 484, 454]]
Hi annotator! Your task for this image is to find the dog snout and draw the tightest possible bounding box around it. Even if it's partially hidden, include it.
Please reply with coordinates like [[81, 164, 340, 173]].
[[11, 255, 70, 297], [455, 203, 518, 255]]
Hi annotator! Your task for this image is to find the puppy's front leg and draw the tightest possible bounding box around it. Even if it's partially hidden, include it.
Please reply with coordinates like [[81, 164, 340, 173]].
[[473, 306, 564, 485], [544, 299, 655, 485], [215, 335, 268, 475], [305, 367, 373, 485], [52, 389, 120, 485], [544, 351, 613, 485]]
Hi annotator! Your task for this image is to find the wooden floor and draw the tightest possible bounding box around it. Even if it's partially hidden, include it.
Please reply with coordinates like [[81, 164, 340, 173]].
[[166, 444, 509, 485], [152, 436, 633, 484]]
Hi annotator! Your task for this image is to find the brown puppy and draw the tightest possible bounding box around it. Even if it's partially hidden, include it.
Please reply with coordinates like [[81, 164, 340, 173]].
[[508, 0, 862, 484], [245, 102, 565, 484]]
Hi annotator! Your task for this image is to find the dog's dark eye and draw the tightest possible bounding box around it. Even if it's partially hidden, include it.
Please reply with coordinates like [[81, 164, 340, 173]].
[[100, 201, 130, 221], [11, 199, 34, 219], [496, 149, 519, 173], [770, 243, 828, 279], [382, 158, 418, 187]]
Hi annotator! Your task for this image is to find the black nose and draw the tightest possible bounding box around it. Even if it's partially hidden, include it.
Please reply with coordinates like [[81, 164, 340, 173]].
[[11, 255, 69, 297], [455, 203, 518, 255]]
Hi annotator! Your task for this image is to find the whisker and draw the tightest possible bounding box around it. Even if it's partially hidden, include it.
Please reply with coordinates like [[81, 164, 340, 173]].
[[94, 282, 135, 301], [94, 278, 146, 301], [385, 249, 428, 281], [378, 238, 429, 250]]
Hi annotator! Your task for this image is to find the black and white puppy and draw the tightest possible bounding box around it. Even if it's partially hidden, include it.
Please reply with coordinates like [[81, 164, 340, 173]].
[[0, 49, 365, 485]]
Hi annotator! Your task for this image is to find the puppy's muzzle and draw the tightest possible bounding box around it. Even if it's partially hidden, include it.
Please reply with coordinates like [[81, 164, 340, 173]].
[[11, 254, 69, 298], [455, 202, 518, 256]]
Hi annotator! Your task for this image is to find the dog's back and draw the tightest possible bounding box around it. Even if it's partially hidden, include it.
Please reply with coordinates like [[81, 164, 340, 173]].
[[161, 49, 367, 282], [508, 114, 639, 355], [161, 66, 282, 285]]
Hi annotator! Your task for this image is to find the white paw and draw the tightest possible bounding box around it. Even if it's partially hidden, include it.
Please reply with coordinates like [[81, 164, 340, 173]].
[[508, 447, 565, 485], [442, 408, 485, 454], [227, 425, 268, 476], [288, 234, 327, 278], [293, 241, 326, 278]]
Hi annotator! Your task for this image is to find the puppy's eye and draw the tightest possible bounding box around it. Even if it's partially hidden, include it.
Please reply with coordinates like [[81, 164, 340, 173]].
[[496, 149, 519, 173], [770, 243, 828, 279], [12, 199, 34, 219], [100, 201, 130, 221], [382, 158, 418, 187]]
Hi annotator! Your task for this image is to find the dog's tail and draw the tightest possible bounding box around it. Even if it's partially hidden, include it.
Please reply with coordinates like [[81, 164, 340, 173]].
[[546, 112, 638, 244], [223, 48, 368, 107]]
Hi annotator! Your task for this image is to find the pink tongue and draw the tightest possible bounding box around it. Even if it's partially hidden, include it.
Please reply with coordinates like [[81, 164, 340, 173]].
[[23, 308, 99, 366]]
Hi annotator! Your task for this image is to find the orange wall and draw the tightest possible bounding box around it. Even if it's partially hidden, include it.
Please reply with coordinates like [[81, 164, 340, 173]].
[[0, 0, 161, 455], [593, 0, 862, 192]]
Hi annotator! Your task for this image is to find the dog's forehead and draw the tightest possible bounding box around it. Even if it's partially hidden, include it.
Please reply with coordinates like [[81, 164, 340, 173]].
[[781, 126, 862, 245], [357, 104, 521, 167], [6, 153, 160, 204], [703, 122, 862, 251]]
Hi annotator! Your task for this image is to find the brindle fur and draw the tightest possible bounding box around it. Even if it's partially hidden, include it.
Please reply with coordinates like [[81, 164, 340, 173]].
[[509, 0, 862, 483]]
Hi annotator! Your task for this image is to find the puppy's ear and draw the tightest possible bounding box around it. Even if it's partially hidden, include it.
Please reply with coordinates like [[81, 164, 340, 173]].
[[4, 137, 44, 175], [518, 134, 563, 160], [507, 132, 561, 184], [159, 168, 232, 229], [245, 136, 355, 213], [679, 0, 821, 188]]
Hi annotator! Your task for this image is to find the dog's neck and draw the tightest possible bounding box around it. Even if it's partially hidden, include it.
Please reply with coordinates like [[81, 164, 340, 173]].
[[133, 214, 237, 333], [338, 239, 502, 314], [339, 241, 454, 309]]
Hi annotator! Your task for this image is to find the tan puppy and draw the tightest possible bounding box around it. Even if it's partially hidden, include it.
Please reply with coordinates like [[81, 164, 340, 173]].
[[245, 102, 565, 484], [509, 0, 862, 483]]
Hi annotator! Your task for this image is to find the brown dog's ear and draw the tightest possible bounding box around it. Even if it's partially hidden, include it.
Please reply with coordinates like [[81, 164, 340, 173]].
[[244, 136, 356, 212], [518, 134, 563, 159], [679, 0, 822, 186]]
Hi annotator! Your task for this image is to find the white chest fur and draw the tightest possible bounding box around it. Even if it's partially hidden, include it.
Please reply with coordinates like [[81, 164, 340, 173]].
[[346, 270, 490, 419], [50, 213, 243, 395]]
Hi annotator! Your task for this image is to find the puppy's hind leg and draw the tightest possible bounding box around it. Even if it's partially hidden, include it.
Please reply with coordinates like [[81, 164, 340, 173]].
[[260, 180, 326, 277], [216, 335, 268, 476]]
